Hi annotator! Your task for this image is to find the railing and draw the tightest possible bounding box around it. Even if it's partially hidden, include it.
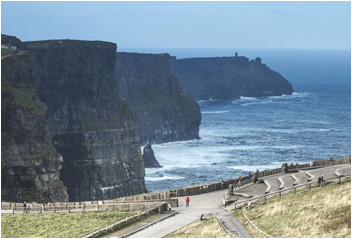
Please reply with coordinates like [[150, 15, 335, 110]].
[[231, 174, 351, 211], [241, 208, 271, 238], [5, 202, 162, 214]]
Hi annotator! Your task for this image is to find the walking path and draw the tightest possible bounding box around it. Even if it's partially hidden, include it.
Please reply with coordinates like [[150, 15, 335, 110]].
[[126, 189, 251, 238]]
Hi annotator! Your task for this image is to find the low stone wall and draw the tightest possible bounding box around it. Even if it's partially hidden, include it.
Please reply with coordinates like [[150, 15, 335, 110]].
[[83, 203, 168, 238]]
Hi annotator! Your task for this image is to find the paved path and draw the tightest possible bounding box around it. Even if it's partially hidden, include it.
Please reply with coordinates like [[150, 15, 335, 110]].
[[127, 189, 251, 238], [216, 211, 253, 238]]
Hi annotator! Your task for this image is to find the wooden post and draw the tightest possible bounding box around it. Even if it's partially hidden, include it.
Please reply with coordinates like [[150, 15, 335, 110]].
[[13, 208, 15, 214], [294, 187, 297, 194], [54, 206, 56, 213], [69, 206, 70, 213], [279, 192, 281, 199], [264, 196, 266, 204], [98, 204, 100, 212], [83, 204, 85, 213], [113, 205, 115, 212]]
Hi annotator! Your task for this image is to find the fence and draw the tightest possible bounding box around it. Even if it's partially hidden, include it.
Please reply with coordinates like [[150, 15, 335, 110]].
[[4, 201, 164, 214], [241, 208, 271, 238], [230, 174, 350, 211]]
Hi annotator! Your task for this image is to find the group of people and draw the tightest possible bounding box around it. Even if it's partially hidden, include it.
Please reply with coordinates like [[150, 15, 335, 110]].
[[318, 175, 325, 187]]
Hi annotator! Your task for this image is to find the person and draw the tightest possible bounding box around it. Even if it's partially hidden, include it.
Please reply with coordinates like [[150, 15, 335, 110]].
[[237, 176, 242, 188], [248, 172, 252, 179], [221, 180, 224, 189], [185, 196, 190, 207], [23, 201, 28, 214], [318, 176, 321, 187], [320, 175, 324, 187]]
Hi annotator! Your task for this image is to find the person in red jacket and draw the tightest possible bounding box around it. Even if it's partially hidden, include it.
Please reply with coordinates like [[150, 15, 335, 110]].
[[185, 196, 190, 207]]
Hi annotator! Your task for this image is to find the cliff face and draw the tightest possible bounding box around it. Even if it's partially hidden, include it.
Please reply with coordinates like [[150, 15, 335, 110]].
[[21, 40, 147, 201], [171, 55, 293, 100], [116, 52, 201, 145], [1, 50, 68, 203], [143, 143, 162, 168]]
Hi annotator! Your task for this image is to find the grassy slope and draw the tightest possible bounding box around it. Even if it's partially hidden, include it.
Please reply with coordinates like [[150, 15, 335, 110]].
[[166, 218, 231, 238], [236, 179, 351, 238], [1, 211, 136, 238]]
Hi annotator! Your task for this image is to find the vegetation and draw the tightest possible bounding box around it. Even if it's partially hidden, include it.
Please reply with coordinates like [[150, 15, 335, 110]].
[[1, 211, 136, 238], [2, 79, 45, 116], [166, 218, 231, 238], [236, 179, 351, 238]]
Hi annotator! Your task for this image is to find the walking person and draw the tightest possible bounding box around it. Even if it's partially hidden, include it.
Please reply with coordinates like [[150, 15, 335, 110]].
[[23, 201, 28, 214], [185, 196, 190, 207], [221, 180, 224, 189]]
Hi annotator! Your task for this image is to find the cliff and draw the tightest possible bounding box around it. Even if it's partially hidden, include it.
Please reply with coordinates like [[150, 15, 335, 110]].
[[116, 52, 201, 145], [171, 55, 293, 100], [17, 39, 147, 201], [143, 143, 162, 168], [1, 50, 68, 203]]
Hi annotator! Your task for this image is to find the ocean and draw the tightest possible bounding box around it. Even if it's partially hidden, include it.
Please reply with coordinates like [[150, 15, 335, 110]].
[[121, 48, 351, 193]]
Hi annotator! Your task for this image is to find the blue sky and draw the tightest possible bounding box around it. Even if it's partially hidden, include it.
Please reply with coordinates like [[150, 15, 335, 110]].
[[1, 1, 351, 49]]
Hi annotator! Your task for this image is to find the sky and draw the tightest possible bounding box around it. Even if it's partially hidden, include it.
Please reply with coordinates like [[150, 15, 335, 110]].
[[1, 1, 351, 50]]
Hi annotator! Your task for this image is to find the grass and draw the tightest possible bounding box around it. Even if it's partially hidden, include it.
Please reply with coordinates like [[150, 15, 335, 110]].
[[166, 218, 231, 238], [102, 212, 161, 238], [2, 79, 45, 116], [1, 211, 136, 238], [236, 179, 351, 238]]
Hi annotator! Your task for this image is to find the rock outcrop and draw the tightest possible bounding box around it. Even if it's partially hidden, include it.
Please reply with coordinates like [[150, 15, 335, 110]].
[[16, 39, 147, 202], [143, 143, 162, 168], [116, 52, 201, 145], [171, 54, 293, 100], [1, 49, 68, 203]]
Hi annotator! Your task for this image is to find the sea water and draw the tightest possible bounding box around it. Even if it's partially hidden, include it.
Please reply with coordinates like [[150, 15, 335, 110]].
[[122, 48, 351, 192]]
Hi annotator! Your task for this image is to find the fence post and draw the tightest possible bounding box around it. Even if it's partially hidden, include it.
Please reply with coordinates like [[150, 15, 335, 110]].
[[264, 196, 266, 204], [98, 204, 100, 212], [54, 206, 56, 213], [113, 205, 115, 212], [69, 206, 70, 213], [13, 208, 15, 214], [309, 184, 311, 190], [279, 192, 281, 199], [294, 187, 297, 194], [83, 204, 85, 213]]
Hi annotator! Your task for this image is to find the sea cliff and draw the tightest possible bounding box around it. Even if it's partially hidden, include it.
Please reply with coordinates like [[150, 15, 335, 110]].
[[2, 34, 147, 202], [116, 52, 201, 145], [1, 49, 68, 203], [171, 54, 293, 100]]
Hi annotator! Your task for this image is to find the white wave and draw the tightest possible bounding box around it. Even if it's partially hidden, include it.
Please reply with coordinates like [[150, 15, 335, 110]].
[[145, 174, 185, 182], [202, 110, 229, 114], [227, 162, 284, 172], [231, 92, 311, 106], [240, 96, 257, 101]]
